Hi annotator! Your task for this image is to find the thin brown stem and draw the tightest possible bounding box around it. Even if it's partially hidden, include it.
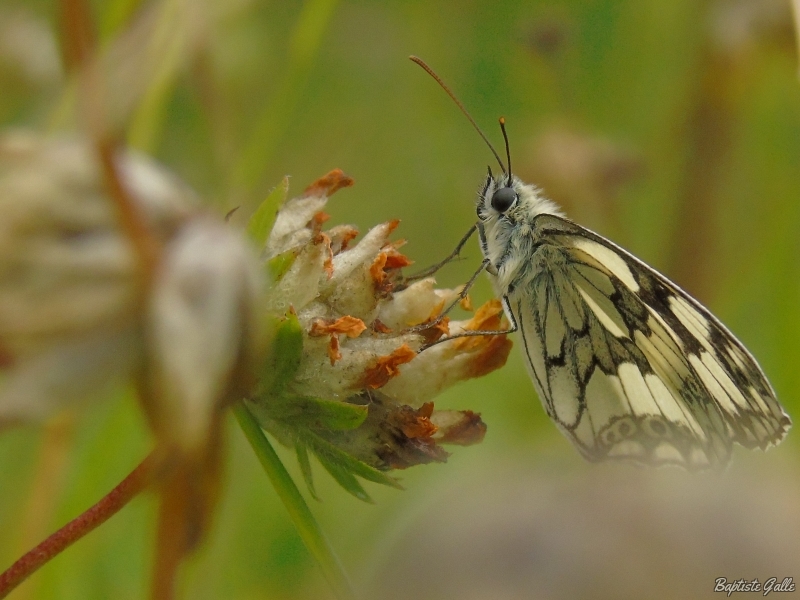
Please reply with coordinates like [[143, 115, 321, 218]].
[[0, 452, 159, 599], [96, 138, 162, 290], [58, 0, 95, 73]]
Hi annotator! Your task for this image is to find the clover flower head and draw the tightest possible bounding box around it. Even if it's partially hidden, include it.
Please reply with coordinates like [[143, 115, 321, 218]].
[[247, 170, 513, 483]]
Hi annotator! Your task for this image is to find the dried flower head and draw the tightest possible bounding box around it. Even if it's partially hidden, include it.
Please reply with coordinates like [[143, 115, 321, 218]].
[[0, 129, 266, 555]]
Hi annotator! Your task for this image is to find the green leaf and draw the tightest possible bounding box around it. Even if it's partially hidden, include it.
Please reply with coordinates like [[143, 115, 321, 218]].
[[233, 403, 356, 600], [260, 311, 303, 394], [315, 452, 372, 503], [247, 176, 289, 246], [302, 430, 403, 493], [296, 442, 320, 501], [268, 396, 368, 431], [267, 249, 297, 282]]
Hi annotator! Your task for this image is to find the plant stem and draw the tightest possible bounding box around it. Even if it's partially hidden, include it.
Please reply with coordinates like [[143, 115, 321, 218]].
[[232, 402, 357, 600], [0, 452, 158, 599]]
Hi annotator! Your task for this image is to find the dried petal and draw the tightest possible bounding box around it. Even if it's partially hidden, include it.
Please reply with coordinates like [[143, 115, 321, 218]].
[[310, 211, 331, 230], [324, 221, 398, 293], [381, 300, 512, 406], [360, 344, 417, 389], [309, 316, 367, 338], [452, 299, 506, 350], [302, 168, 354, 197], [328, 224, 359, 255], [399, 402, 438, 438], [315, 391, 450, 471], [328, 335, 342, 366], [377, 278, 459, 330], [382, 248, 413, 271]]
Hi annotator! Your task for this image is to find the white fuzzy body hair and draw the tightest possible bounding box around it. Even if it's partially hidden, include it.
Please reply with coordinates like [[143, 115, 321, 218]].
[[476, 174, 563, 296]]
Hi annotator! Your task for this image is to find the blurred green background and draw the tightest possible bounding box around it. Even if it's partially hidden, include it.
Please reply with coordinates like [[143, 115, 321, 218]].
[[1, 0, 800, 598]]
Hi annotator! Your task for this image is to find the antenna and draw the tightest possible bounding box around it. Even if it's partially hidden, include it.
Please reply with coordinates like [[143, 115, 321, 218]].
[[499, 117, 512, 184], [409, 55, 506, 174]]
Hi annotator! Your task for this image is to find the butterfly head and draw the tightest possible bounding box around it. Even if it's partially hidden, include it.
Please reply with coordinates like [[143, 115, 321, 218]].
[[477, 116, 563, 225], [478, 171, 562, 225]]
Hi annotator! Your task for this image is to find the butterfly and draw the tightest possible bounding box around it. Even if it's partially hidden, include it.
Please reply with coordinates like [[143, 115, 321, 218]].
[[410, 56, 791, 469]]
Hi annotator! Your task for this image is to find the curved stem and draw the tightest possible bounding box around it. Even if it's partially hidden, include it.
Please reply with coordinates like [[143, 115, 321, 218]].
[[0, 452, 159, 599]]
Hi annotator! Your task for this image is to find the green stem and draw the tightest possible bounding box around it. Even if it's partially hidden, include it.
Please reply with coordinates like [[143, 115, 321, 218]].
[[232, 402, 356, 600]]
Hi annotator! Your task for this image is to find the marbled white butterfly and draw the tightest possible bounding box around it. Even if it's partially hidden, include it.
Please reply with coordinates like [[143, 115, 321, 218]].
[[411, 56, 791, 469]]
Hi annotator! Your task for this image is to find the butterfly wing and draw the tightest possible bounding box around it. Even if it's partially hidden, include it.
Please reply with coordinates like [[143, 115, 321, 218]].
[[510, 213, 790, 469]]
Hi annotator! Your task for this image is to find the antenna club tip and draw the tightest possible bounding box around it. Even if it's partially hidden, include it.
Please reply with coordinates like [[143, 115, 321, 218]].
[[499, 116, 506, 125]]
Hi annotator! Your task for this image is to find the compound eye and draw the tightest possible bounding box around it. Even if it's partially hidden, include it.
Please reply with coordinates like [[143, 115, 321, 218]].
[[491, 186, 517, 213]]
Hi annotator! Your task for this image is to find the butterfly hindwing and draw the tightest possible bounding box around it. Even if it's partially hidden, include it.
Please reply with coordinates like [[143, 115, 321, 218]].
[[510, 213, 790, 469]]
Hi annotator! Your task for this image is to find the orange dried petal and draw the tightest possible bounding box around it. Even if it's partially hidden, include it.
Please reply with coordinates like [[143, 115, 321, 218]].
[[418, 402, 434, 418], [420, 316, 449, 345], [464, 335, 513, 377], [360, 343, 417, 389], [330, 226, 359, 254], [370, 252, 388, 285], [328, 335, 342, 366], [383, 249, 413, 270], [459, 294, 474, 311], [309, 211, 331, 234], [303, 168, 355, 197], [452, 299, 507, 351], [309, 315, 367, 338], [370, 249, 413, 289], [384, 406, 449, 468], [466, 298, 504, 329], [398, 402, 438, 439]]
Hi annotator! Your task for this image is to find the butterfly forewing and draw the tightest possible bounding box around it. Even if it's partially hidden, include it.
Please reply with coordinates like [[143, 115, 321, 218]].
[[510, 213, 790, 469]]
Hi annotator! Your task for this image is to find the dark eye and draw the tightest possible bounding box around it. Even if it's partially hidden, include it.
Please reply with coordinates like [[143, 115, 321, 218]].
[[491, 187, 517, 213]]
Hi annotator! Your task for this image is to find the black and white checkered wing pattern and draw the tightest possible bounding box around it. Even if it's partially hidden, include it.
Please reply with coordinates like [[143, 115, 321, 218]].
[[513, 214, 790, 469]]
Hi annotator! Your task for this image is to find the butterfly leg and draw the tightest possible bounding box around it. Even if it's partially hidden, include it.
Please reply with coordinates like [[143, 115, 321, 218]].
[[404, 223, 478, 282]]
